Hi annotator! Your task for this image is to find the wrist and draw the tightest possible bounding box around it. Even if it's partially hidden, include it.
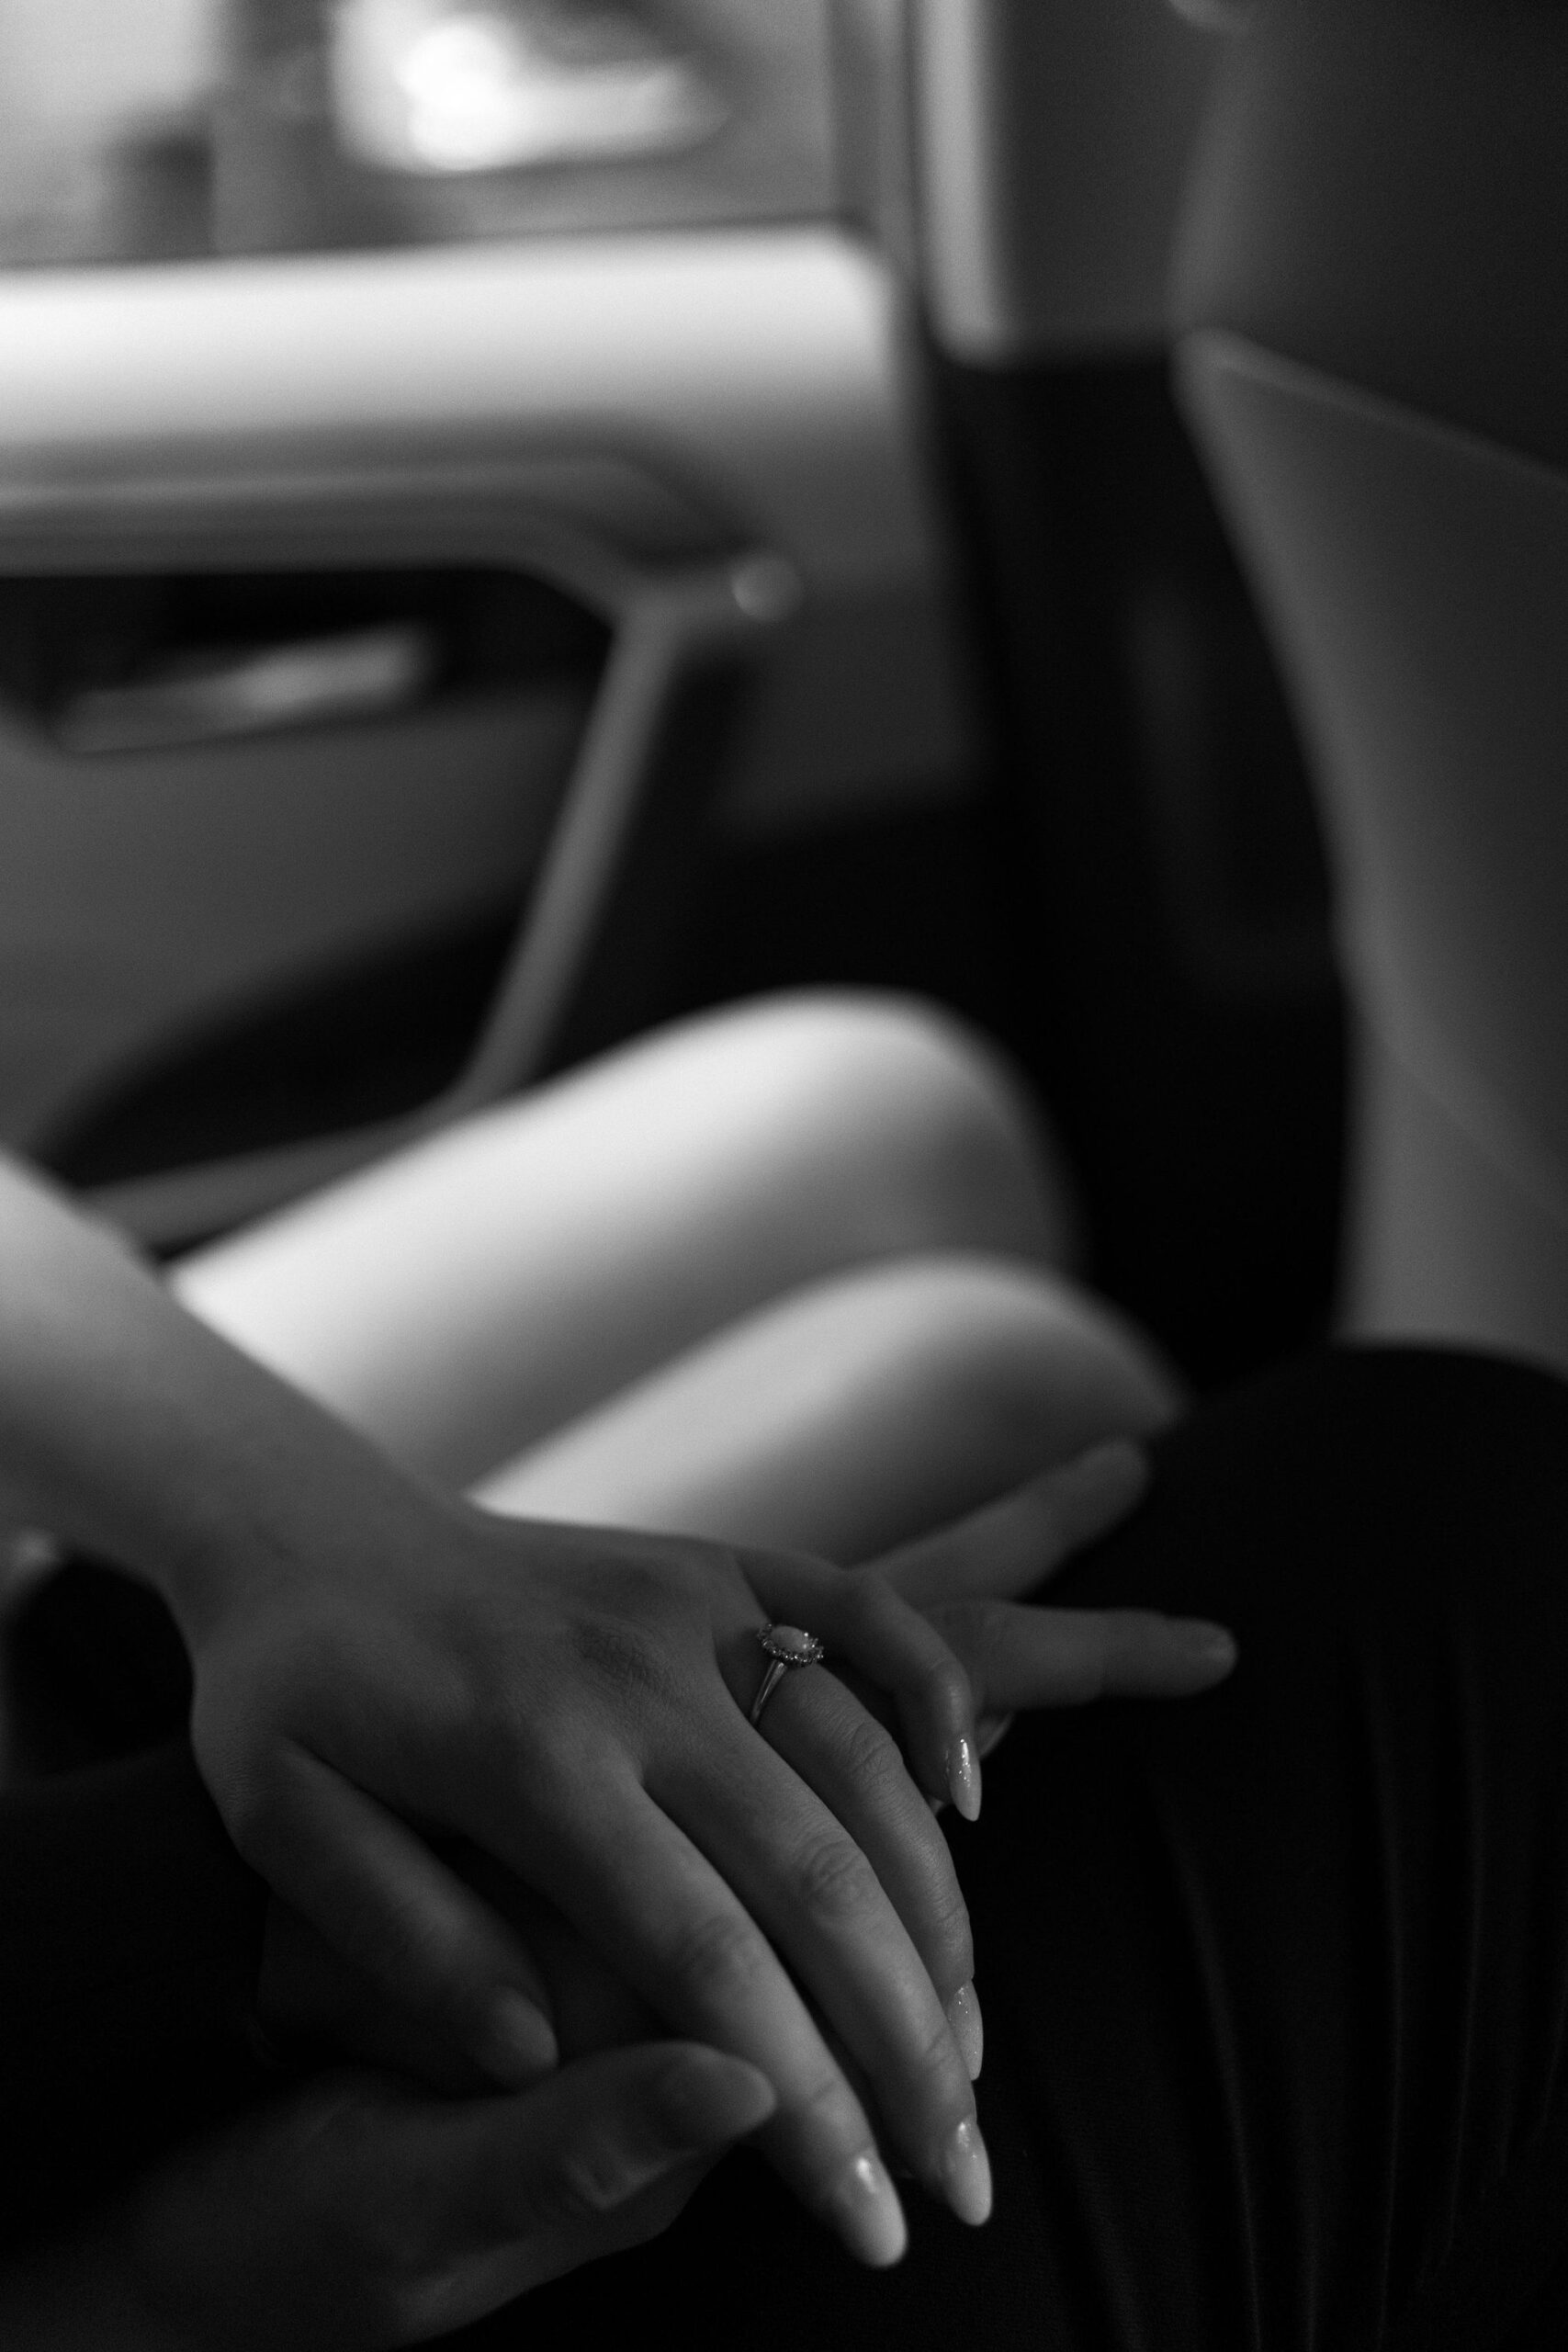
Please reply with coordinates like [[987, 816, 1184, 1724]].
[[154, 1421, 455, 1647]]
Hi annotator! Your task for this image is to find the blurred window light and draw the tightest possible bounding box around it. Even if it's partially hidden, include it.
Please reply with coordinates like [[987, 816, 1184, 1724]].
[[331, 0, 727, 175]]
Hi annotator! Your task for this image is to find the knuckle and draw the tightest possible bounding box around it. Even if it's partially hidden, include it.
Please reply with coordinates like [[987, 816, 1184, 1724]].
[[930, 1883, 976, 1983], [908, 2005, 972, 2109], [566, 1614, 683, 1713], [792, 1832, 880, 1931], [899, 1833, 974, 1982], [667, 1908, 772, 2009], [794, 2064, 876, 2158], [837, 1709, 909, 1800], [612, 1541, 716, 1618], [920, 1843, 972, 1940]]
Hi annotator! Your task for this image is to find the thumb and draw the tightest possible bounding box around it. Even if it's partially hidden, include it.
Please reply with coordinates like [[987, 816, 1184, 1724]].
[[367, 2048, 779, 2336], [433, 2044, 779, 2244]]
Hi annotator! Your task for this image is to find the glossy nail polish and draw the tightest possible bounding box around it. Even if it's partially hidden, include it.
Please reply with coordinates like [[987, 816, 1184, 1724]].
[[940, 2116, 993, 2227], [826, 2151, 908, 2267], [948, 1981, 984, 2081], [947, 1735, 981, 1822]]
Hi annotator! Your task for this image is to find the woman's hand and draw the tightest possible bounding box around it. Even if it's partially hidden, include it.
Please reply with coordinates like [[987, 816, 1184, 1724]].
[[186, 1490, 991, 2265], [853, 1439, 1237, 1793], [0, 2048, 775, 2351], [253, 1442, 1231, 2108]]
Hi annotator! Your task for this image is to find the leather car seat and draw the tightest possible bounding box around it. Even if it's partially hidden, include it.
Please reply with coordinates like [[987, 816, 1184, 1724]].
[[1170, 0, 1568, 1373]]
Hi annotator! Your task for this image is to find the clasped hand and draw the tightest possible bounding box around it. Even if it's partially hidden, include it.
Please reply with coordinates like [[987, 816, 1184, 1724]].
[[185, 1438, 1235, 2270]]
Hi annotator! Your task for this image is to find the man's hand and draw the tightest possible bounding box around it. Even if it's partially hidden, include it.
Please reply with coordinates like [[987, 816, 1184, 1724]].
[[0, 2048, 775, 2351]]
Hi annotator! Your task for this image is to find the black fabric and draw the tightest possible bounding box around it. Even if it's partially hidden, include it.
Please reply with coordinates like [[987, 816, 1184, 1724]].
[[8, 1345, 1568, 2346], [0, 1738, 269, 2247], [9, 1552, 194, 1758], [484, 1346, 1568, 2351], [1171, 0, 1568, 474]]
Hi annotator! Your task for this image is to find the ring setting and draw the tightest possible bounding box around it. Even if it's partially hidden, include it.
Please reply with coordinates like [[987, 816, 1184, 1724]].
[[749, 1623, 826, 1726]]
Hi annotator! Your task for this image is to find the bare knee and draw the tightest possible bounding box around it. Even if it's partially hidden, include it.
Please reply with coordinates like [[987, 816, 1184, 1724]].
[[862, 1254, 1185, 1511], [728, 990, 1080, 1271]]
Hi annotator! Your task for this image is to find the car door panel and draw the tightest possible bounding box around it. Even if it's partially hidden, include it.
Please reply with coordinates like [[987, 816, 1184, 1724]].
[[0, 225, 977, 1242]]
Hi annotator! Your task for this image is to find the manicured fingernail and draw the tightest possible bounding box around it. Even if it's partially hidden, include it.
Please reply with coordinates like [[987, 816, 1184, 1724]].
[[947, 1734, 981, 1822], [478, 1987, 558, 2086], [1180, 1622, 1237, 1670], [939, 2115, 993, 2226], [948, 1981, 984, 2081], [825, 2151, 908, 2267]]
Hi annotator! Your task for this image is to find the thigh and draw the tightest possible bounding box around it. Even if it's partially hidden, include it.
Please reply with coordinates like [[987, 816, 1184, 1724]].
[[476, 1252, 1179, 1562], [475, 1347, 1568, 2352], [169, 992, 1072, 1489]]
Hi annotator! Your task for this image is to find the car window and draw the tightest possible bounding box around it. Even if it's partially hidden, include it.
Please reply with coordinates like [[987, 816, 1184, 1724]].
[[0, 0, 844, 266]]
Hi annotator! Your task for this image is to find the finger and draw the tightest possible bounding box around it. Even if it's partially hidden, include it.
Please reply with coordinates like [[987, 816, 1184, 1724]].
[[422, 2043, 777, 2249], [421, 2158, 716, 2333], [239, 1744, 559, 2087], [646, 1720, 991, 2240], [739, 1555, 981, 1818], [747, 1657, 976, 2032], [499, 1882, 660, 2060], [286, 2050, 775, 2336], [870, 1439, 1150, 1609], [927, 1600, 1237, 1713], [421, 2046, 773, 2324], [528, 1773, 922, 2264]]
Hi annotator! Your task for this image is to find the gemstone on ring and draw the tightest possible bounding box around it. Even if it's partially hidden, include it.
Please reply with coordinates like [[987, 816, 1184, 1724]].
[[760, 1623, 826, 1666]]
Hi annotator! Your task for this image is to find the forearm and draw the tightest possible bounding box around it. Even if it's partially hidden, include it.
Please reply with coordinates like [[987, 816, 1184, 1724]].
[[0, 1155, 439, 1638]]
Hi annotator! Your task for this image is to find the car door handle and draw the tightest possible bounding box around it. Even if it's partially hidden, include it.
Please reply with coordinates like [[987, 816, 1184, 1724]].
[[54, 622, 437, 753]]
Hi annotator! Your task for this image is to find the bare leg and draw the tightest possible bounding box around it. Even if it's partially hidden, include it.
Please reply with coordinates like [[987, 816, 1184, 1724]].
[[171, 992, 1082, 1487], [476, 1253, 1180, 1563]]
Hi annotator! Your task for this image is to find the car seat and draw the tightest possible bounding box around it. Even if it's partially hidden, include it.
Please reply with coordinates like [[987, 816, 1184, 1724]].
[[911, 0, 1348, 1387], [1171, 0, 1568, 1374]]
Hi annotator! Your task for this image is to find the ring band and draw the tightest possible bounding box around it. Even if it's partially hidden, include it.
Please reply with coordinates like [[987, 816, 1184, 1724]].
[[749, 1623, 826, 1727]]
